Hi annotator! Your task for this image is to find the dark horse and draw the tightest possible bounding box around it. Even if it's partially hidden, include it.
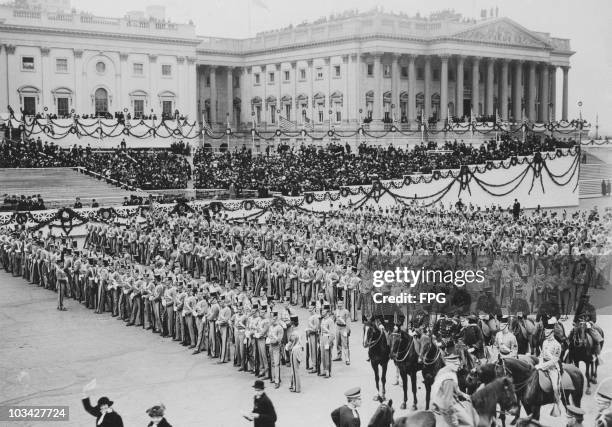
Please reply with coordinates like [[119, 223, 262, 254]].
[[419, 333, 445, 410], [508, 316, 536, 355], [390, 329, 420, 410], [469, 356, 584, 422], [364, 317, 390, 400], [567, 320, 604, 395], [393, 377, 518, 427]]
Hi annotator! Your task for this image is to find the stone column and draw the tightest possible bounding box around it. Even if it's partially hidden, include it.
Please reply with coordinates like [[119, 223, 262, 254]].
[[391, 53, 399, 121], [527, 62, 536, 122], [40, 47, 50, 110], [550, 66, 557, 121], [374, 53, 383, 121], [5, 45, 16, 108], [440, 54, 449, 122], [308, 60, 314, 122], [209, 66, 217, 125], [540, 63, 550, 122], [240, 67, 250, 126], [0, 45, 7, 111], [500, 59, 509, 120], [291, 61, 297, 123], [485, 58, 494, 116], [227, 66, 234, 126], [512, 60, 522, 122], [343, 56, 349, 125], [471, 57, 480, 116], [119, 53, 129, 112], [561, 66, 569, 121], [455, 55, 464, 119], [176, 56, 185, 114], [408, 54, 416, 122], [424, 55, 431, 120], [351, 54, 360, 123], [72, 49, 83, 113]]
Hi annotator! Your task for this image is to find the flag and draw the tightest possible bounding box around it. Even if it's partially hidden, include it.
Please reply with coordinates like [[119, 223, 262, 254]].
[[202, 118, 212, 134], [252, 0, 269, 11], [279, 115, 295, 131], [303, 116, 314, 131]]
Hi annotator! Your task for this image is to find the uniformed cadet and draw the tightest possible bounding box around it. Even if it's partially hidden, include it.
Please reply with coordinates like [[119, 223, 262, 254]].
[[286, 332, 303, 393], [268, 310, 285, 388], [320, 303, 335, 378], [256, 304, 270, 378], [234, 302, 248, 370], [193, 289, 209, 354], [207, 292, 220, 357], [162, 282, 176, 337], [218, 295, 232, 362], [248, 304, 261, 374], [305, 301, 320, 373], [334, 299, 351, 365], [183, 287, 197, 348]]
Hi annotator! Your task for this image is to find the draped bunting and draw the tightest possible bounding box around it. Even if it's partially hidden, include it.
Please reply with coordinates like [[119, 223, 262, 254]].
[[0, 149, 579, 233], [6, 110, 600, 144]]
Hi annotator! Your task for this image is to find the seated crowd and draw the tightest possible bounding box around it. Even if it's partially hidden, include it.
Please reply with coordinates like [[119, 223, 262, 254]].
[[1, 194, 45, 211], [194, 135, 576, 195], [0, 138, 191, 190]]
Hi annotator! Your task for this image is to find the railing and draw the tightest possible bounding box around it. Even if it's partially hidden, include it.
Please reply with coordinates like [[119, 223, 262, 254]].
[[13, 9, 40, 19], [80, 15, 121, 26]]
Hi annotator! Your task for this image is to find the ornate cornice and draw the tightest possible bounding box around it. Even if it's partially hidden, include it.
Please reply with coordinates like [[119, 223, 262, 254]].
[[186, 56, 196, 65], [5, 44, 16, 54], [176, 56, 185, 64], [40, 46, 50, 56], [120, 52, 129, 61], [148, 54, 157, 63], [73, 49, 83, 58]]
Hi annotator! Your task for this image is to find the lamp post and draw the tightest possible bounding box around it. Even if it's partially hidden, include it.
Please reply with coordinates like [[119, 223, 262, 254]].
[[577, 101, 583, 145], [391, 103, 395, 147]]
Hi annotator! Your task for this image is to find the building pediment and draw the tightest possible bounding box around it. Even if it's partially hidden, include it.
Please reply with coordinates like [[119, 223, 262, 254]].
[[450, 18, 550, 49]]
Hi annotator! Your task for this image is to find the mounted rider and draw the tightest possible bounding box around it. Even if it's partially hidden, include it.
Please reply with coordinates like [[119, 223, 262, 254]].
[[573, 294, 604, 364], [456, 314, 485, 361], [431, 353, 472, 427], [432, 313, 460, 350], [493, 315, 518, 359], [536, 316, 563, 417]]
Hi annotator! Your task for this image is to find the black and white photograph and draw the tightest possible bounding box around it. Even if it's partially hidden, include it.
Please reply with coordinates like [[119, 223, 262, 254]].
[[0, 0, 611, 425]]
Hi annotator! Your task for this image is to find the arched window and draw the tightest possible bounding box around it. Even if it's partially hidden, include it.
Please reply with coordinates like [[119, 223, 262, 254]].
[[415, 92, 425, 112], [95, 88, 108, 116], [431, 93, 440, 120]]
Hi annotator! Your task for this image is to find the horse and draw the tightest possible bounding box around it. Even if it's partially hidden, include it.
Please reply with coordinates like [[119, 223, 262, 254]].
[[390, 329, 420, 410], [479, 315, 500, 347], [364, 317, 391, 400], [567, 320, 604, 394], [508, 315, 537, 355], [393, 377, 518, 427], [469, 356, 584, 422], [419, 333, 446, 410]]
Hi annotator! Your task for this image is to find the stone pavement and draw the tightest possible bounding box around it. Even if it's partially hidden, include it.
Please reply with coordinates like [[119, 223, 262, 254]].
[[0, 271, 610, 427]]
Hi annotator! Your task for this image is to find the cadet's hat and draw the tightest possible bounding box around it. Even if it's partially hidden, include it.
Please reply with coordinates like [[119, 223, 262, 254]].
[[545, 317, 557, 329], [596, 378, 612, 401], [566, 405, 584, 419], [145, 404, 165, 418], [252, 380, 265, 390], [344, 387, 361, 400]]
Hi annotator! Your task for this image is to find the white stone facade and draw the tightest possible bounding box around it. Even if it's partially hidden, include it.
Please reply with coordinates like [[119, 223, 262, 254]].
[[0, 6, 573, 129]]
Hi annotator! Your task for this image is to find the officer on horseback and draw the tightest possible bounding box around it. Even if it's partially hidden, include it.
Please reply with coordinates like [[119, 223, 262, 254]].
[[431, 353, 472, 427], [536, 316, 562, 417], [432, 313, 460, 350], [573, 294, 604, 364], [456, 314, 485, 361]]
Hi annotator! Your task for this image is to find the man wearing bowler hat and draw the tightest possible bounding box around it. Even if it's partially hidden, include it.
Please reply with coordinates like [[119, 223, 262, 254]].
[[82, 393, 123, 427], [331, 387, 361, 427], [244, 380, 277, 427]]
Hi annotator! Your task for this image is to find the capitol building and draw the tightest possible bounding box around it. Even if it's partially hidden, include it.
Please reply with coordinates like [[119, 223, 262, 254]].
[[0, 1, 574, 130]]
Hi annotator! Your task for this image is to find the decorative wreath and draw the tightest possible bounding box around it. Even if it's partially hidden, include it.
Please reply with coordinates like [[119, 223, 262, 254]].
[[210, 202, 222, 214], [301, 129, 307, 137], [486, 162, 493, 170], [433, 171, 441, 180], [275, 129, 281, 137], [304, 193, 314, 204], [327, 130, 334, 137], [340, 188, 349, 198], [390, 126, 397, 133], [244, 200, 254, 210], [510, 157, 518, 166]]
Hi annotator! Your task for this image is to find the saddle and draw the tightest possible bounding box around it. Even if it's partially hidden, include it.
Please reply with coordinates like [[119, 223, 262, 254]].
[[537, 370, 575, 393]]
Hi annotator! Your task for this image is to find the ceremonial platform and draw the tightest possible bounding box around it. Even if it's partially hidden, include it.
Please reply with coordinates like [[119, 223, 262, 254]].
[[0, 168, 140, 209]]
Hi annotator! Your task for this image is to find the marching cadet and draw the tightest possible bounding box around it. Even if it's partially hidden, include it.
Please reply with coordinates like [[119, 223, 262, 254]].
[[95, 258, 110, 314], [218, 295, 232, 363], [85, 256, 98, 309], [227, 244, 239, 287], [241, 248, 254, 290], [313, 262, 327, 307], [109, 264, 123, 317], [334, 299, 351, 365], [299, 259, 313, 308], [248, 303, 261, 374], [118, 270, 132, 321], [305, 301, 320, 373], [320, 303, 335, 378], [127, 273, 143, 326], [71, 251, 83, 302], [268, 311, 285, 388], [207, 292, 220, 357], [152, 276, 165, 333], [234, 302, 248, 370], [288, 256, 299, 305], [347, 267, 361, 321], [183, 286, 197, 349], [252, 249, 267, 296], [55, 258, 68, 311], [193, 288, 209, 354], [286, 332, 303, 393], [255, 303, 271, 379], [173, 283, 186, 340], [162, 281, 177, 338]]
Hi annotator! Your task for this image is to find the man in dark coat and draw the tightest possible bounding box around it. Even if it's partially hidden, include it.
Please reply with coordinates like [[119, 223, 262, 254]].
[[246, 380, 277, 427], [331, 387, 361, 427], [512, 199, 521, 220], [82, 396, 124, 427], [146, 404, 172, 427]]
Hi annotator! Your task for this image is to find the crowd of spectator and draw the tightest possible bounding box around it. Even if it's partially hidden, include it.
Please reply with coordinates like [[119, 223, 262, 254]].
[[193, 135, 576, 195], [1, 194, 45, 211], [0, 138, 191, 190]]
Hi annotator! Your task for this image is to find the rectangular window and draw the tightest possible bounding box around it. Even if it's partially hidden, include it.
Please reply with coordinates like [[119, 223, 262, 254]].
[[336, 110, 341, 123], [23, 97, 36, 115], [300, 69, 306, 80], [56, 58, 67, 73], [383, 64, 391, 77], [57, 97, 69, 116], [400, 66, 408, 78], [268, 72, 275, 83], [162, 100, 172, 116], [432, 69, 440, 81], [161, 64, 172, 76], [134, 99, 144, 118], [22, 57, 34, 71], [316, 67, 323, 79], [318, 108, 324, 123], [270, 105, 276, 124], [334, 65, 341, 77], [285, 104, 291, 121], [284, 70, 290, 81], [133, 63, 144, 75], [417, 67, 424, 80], [256, 106, 261, 124], [254, 73, 260, 84], [367, 63, 374, 77], [206, 75, 210, 87]]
